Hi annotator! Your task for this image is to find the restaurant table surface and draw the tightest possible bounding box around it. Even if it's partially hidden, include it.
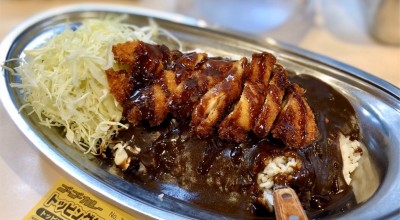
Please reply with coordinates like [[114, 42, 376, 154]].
[[0, 0, 399, 219]]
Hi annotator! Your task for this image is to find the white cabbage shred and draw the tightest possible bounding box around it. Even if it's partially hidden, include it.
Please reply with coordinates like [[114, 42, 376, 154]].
[[7, 15, 181, 154]]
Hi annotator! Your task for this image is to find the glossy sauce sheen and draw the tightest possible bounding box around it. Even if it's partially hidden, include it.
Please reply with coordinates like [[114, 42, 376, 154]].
[[110, 73, 359, 218]]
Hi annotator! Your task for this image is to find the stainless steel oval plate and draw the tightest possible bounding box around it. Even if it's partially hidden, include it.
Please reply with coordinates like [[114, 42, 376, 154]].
[[1, 4, 399, 220]]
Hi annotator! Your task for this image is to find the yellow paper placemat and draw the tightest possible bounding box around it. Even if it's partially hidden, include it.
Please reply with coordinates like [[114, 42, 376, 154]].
[[24, 178, 136, 220]]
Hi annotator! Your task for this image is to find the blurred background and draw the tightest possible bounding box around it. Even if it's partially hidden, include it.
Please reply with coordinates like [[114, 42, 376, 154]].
[[0, 0, 399, 86]]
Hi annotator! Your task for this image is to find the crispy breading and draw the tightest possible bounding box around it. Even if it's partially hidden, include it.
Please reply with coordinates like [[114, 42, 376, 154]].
[[218, 81, 266, 142], [271, 84, 319, 148], [170, 58, 234, 120], [253, 65, 289, 138], [107, 40, 320, 148], [112, 41, 181, 81], [248, 52, 276, 85], [218, 52, 275, 142], [123, 51, 208, 126], [190, 58, 247, 138], [105, 69, 133, 104], [112, 41, 141, 65]]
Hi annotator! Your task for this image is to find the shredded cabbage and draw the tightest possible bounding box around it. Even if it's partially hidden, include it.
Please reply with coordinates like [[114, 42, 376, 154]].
[[7, 15, 182, 154]]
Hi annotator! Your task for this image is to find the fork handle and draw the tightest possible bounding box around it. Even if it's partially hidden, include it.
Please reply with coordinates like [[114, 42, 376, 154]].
[[273, 187, 308, 220]]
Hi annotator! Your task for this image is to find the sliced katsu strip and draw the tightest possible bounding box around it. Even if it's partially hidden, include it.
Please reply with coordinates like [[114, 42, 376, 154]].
[[190, 58, 248, 138], [125, 85, 167, 126], [107, 41, 182, 106], [248, 52, 276, 85], [106, 69, 134, 104], [218, 52, 276, 142], [218, 82, 265, 142], [271, 84, 319, 148], [170, 58, 235, 120], [158, 52, 208, 103], [107, 40, 319, 148], [112, 41, 176, 81], [253, 64, 290, 138], [124, 52, 208, 126]]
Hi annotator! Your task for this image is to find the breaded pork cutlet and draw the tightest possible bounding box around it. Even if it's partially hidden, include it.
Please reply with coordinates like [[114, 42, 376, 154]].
[[107, 40, 319, 148], [218, 52, 276, 142]]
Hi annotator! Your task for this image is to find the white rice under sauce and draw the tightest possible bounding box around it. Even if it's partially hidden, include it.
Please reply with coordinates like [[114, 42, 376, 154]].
[[339, 133, 362, 185], [257, 133, 363, 211]]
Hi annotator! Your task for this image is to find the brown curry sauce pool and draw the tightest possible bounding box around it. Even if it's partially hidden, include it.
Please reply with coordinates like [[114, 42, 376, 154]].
[[102, 73, 360, 218]]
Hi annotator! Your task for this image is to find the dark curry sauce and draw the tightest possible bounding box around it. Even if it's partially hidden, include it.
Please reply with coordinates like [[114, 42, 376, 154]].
[[103, 73, 360, 219]]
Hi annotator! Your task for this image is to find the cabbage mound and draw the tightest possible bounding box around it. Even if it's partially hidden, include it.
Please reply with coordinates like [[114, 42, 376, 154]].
[[9, 16, 180, 154]]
